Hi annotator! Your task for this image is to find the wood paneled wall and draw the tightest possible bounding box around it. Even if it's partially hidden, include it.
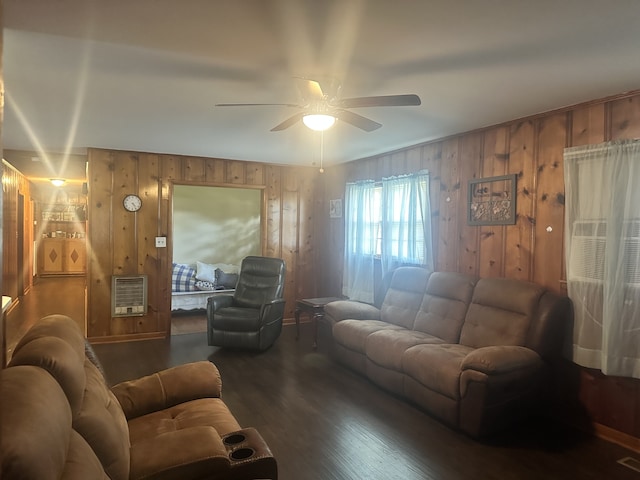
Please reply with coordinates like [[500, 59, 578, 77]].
[[86, 149, 321, 342], [2, 161, 34, 302], [318, 90, 640, 445]]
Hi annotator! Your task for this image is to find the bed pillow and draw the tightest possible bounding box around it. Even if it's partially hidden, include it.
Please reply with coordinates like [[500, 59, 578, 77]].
[[195, 280, 216, 291], [196, 262, 240, 283], [196, 261, 217, 283], [212, 263, 239, 275], [172, 263, 198, 292], [215, 269, 239, 289]]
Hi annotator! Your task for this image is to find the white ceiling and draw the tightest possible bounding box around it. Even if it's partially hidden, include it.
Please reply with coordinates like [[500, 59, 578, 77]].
[[4, 0, 640, 173]]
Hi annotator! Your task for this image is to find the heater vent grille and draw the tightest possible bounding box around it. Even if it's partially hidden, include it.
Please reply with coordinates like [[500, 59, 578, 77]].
[[112, 275, 147, 317]]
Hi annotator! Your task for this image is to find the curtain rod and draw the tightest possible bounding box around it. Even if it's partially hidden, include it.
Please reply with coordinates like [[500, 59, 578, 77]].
[[564, 139, 640, 158]]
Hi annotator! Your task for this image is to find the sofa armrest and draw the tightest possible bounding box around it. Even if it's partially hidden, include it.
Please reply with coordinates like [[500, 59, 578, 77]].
[[112, 361, 222, 419], [461, 346, 542, 375], [459, 346, 546, 437], [323, 300, 381, 325]]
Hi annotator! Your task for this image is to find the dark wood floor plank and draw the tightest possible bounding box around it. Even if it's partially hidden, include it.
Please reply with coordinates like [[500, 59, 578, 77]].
[[7, 277, 640, 480]]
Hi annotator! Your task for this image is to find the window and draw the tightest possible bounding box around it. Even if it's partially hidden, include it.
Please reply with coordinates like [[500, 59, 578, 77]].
[[564, 139, 640, 379], [343, 172, 433, 303]]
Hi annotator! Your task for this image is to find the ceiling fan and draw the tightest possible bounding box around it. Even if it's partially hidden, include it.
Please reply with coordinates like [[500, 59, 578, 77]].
[[215, 77, 421, 132]]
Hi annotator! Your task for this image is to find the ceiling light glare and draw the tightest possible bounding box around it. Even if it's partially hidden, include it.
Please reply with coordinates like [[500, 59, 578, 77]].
[[50, 178, 66, 187], [303, 114, 336, 131]]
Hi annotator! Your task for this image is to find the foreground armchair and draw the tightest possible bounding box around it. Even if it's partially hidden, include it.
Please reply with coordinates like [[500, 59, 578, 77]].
[[0, 315, 277, 480], [207, 256, 286, 351]]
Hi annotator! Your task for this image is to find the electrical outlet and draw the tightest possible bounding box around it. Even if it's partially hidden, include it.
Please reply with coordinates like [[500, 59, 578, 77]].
[[155, 236, 166, 248]]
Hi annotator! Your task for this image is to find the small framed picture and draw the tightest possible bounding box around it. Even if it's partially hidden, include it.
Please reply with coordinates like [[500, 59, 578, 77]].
[[329, 199, 342, 218], [468, 174, 517, 225]]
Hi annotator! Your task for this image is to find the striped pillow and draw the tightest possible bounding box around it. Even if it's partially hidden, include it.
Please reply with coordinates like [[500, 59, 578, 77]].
[[172, 263, 197, 292]]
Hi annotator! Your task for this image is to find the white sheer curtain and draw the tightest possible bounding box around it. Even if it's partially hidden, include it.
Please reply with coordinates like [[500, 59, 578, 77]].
[[342, 180, 377, 303], [380, 171, 433, 276], [564, 140, 640, 378]]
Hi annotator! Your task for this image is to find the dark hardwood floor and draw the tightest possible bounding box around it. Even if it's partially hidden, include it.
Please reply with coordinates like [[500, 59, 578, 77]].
[[8, 277, 640, 479]]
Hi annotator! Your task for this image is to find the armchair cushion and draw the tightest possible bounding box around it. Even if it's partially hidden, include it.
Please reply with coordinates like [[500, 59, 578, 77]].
[[129, 427, 230, 480], [0, 367, 74, 480], [210, 307, 261, 331], [74, 361, 131, 480]]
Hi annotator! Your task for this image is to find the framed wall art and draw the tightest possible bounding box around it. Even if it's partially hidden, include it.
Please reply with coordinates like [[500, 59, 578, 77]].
[[468, 174, 517, 226], [329, 199, 342, 218]]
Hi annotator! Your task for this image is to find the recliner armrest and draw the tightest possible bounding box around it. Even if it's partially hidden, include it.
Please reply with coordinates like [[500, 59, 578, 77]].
[[260, 298, 286, 324], [112, 361, 223, 419], [461, 346, 542, 375], [208, 294, 234, 312]]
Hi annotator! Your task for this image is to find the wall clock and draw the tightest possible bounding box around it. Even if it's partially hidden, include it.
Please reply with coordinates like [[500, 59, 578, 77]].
[[123, 194, 142, 212]]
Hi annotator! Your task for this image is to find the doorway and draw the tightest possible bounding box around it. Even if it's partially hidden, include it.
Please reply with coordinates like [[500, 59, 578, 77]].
[[170, 184, 264, 335]]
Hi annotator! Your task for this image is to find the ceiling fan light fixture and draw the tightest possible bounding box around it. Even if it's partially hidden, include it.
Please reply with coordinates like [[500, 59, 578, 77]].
[[50, 178, 66, 187], [302, 114, 336, 131]]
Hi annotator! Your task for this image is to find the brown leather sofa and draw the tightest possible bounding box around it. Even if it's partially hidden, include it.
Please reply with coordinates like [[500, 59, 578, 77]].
[[0, 315, 277, 480], [324, 267, 571, 437]]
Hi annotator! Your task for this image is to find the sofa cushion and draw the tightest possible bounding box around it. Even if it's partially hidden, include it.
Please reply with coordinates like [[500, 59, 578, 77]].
[[366, 329, 444, 370], [380, 267, 431, 329], [402, 343, 474, 399], [413, 272, 477, 342], [324, 300, 381, 325], [333, 319, 404, 354], [460, 278, 545, 348]]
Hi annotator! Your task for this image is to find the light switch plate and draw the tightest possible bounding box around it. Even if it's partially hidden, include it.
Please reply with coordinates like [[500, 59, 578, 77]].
[[155, 236, 166, 248]]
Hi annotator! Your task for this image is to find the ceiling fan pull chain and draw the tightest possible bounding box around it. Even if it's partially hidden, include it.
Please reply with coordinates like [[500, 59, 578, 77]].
[[319, 131, 325, 174]]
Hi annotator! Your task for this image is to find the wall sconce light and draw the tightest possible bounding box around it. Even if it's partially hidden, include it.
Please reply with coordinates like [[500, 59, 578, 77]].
[[50, 178, 66, 187], [302, 114, 336, 131]]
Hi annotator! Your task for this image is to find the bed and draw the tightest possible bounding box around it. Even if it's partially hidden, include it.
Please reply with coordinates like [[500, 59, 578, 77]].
[[171, 261, 239, 312]]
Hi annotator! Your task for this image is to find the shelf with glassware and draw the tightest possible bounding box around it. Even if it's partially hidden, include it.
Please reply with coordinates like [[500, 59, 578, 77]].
[[38, 203, 87, 275]]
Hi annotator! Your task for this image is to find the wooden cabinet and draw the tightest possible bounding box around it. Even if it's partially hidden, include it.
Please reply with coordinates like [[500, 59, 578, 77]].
[[38, 201, 87, 275], [40, 238, 86, 275]]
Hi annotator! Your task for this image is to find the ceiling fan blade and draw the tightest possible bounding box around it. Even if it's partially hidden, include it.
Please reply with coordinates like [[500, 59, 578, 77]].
[[338, 94, 421, 108], [296, 78, 325, 102], [335, 110, 382, 132], [216, 102, 301, 108], [271, 112, 305, 132]]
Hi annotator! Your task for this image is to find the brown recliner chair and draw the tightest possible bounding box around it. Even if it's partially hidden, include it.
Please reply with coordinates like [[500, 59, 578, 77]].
[[0, 314, 277, 480], [207, 256, 286, 351]]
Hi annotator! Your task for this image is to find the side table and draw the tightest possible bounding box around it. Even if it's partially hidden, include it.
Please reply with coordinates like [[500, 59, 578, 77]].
[[294, 297, 342, 348]]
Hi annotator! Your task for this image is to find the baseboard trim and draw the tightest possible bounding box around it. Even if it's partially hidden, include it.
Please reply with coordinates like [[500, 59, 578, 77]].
[[595, 423, 640, 454], [88, 331, 166, 344]]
